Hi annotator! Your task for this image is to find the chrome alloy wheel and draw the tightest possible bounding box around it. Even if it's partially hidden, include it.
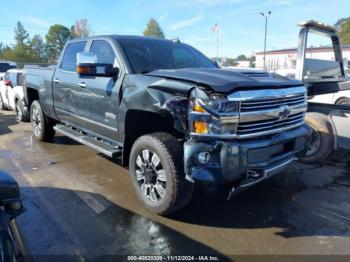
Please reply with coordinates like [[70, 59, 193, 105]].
[[31, 106, 42, 137], [135, 149, 167, 203]]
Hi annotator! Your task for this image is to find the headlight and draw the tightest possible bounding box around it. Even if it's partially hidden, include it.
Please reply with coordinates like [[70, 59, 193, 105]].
[[189, 88, 239, 136]]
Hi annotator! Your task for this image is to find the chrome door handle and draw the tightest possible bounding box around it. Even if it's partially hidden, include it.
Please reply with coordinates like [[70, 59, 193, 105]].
[[53, 78, 60, 83], [78, 82, 87, 88]]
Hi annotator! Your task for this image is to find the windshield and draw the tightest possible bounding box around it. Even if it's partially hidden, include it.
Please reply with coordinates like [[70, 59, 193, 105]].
[[118, 39, 217, 74], [0, 63, 17, 73]]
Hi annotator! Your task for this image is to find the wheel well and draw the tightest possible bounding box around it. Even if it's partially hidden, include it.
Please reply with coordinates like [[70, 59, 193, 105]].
[[26, 88, 39, 109], [122, 110, 180, 166], [335, 96, 350, 105]]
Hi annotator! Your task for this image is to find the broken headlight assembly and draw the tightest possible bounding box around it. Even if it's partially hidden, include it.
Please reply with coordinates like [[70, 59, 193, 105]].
[[189, 88, 240, 136]]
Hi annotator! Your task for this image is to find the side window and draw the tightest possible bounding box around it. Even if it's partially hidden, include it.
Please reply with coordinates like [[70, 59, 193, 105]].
[[10, 73, 18, 86], [6, 73, 18, 85], [60, 41, 86, 72], [90, 40, 116, 64], [4, 73, 9, 81]]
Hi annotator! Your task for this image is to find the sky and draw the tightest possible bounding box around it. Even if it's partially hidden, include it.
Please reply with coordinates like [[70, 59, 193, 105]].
[[0, 0, 349, 58]]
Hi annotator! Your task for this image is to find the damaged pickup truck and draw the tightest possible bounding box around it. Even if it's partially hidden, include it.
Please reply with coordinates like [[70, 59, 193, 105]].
[[23, 36, 310, 214]]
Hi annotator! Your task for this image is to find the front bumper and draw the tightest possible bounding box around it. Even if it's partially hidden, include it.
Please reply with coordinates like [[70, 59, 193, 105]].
[[184, 124, 311, 184]]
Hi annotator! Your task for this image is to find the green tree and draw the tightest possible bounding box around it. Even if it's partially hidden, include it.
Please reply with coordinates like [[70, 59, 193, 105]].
[[30, 34, 46, 62], [143, 18, 165, 38], [14, 21, 29, 47], [9, 22, 41, 63], [235, 54, 248, 61], [45, 24, 71, 61], [339, 18, 350, 45], [249, 55, 256, 67]]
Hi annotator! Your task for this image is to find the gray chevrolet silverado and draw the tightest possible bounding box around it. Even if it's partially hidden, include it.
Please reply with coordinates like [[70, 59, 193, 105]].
[[24, 36, 310, 214]]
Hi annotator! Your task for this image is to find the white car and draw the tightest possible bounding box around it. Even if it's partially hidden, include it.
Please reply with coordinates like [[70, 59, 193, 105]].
[[276, 68, 350, 105], [0, 69, 29, 121]]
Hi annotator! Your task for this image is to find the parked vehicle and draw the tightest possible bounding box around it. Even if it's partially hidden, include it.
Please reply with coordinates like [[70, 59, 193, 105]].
[[291, 21, 350, 163], [0, 171, 25, 261], [0, 69, 29, 122], [0, 61, 17, 82], [24, 36, 310, 214]]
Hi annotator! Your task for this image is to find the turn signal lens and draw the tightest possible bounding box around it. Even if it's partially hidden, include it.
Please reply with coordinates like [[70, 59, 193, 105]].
[[76, 66, 91, 74], [193, 121, 208, 134], [194, 101, 205, 113]]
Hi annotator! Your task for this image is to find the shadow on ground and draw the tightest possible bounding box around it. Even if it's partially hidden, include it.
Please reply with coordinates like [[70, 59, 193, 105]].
[[0, 111, 19, 135], [169, 163, 350, 238], [18, 186, 229, 260]]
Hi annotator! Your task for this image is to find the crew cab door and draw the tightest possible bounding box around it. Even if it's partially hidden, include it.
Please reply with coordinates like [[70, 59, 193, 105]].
[[53, 40, 91, 127], [77, 39, 123, 141]]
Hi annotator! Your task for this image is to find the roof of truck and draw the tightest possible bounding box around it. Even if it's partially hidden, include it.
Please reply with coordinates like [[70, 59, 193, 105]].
[[69, 35, 179, 43]]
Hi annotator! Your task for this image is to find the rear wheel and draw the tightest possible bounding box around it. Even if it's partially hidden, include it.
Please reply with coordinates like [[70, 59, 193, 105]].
[[129, 132, 193, 215], [301, 112, 334, 163], [30, 100, 55, 141]]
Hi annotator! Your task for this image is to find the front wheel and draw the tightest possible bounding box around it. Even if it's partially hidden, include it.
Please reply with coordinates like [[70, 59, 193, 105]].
[[30, 100, 55, 142], [129, 132, 193, 215]]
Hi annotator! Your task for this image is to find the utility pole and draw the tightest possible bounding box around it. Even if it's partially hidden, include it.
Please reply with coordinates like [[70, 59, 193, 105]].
[[260, 11, 271, 70]]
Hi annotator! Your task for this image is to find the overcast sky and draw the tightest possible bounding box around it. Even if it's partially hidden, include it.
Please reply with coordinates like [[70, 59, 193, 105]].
[[0, 0, 349, 58]]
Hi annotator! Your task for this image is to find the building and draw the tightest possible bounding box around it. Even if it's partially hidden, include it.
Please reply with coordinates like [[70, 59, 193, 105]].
[[255, 45, 350, 71]]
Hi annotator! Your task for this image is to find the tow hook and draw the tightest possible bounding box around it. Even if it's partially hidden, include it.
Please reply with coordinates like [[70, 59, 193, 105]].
[[227, 169, 264, 200]]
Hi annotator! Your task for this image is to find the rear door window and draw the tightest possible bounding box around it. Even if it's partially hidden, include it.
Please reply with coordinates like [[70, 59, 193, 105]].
[[60, 41, 87, 72]]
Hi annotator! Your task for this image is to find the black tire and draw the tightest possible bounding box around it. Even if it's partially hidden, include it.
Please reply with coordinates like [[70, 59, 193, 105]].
[[15, 99, 29, 122], [335, 97, 350, 106], [0, 95, 6, 110], [129, 132, 193, 215], [301, 112, 334, 163], [30, 100, 55, 142]]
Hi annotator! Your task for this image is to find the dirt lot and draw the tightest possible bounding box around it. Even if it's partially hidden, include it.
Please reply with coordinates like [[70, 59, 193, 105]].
[[1, 110, 350, 261]]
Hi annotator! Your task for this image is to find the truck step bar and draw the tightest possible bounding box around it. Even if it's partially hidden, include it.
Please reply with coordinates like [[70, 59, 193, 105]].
[[53, 124, 122, 158]]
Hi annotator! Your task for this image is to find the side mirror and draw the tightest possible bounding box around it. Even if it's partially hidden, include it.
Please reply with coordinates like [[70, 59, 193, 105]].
[[4, 80, 12, 87], [0, 171, 22, 215], [76, 52, 119, 77]]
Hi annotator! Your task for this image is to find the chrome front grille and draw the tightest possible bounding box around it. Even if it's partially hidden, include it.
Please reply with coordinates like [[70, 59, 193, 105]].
[[237, 112, 305, 136], [228, 86, 307, 138], [240, 94, 306, 112]]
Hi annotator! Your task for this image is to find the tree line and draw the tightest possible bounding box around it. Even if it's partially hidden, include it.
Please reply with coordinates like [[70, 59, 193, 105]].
[[0, 19, 91, 65], [1, 17, 349, 67]]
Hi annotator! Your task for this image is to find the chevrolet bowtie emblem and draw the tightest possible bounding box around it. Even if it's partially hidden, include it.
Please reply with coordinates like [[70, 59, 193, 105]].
[[278, 106, 291, 120]]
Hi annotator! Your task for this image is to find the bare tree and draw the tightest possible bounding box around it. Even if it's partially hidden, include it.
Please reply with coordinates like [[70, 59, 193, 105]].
[[71, 19, 90, 38]]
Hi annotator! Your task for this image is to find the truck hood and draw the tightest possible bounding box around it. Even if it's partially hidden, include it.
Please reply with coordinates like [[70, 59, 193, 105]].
[[147, 68, 302, 94]]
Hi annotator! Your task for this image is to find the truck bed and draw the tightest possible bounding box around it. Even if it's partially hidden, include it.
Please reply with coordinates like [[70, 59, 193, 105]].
[[24, 65, 56, 119]]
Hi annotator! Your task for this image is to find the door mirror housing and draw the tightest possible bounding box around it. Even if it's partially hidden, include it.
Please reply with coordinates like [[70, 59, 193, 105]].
[[3, 80, 12, 87], [76, 52, 119, 77]]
